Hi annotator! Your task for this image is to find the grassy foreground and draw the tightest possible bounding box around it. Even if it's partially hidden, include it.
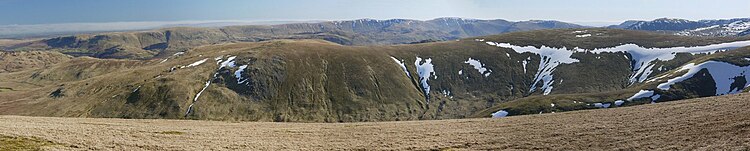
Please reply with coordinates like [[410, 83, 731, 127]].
[[1, 93, 749, 150], [0, 135, 60, 151]]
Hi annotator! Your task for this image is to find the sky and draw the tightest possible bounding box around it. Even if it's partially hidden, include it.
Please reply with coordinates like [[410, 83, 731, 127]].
[[0, 0, 748, 26]]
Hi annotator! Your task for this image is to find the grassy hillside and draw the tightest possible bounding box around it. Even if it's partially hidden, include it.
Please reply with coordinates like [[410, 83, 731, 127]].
[[1, 29, 749, 122], [0, 51, 71, 73]]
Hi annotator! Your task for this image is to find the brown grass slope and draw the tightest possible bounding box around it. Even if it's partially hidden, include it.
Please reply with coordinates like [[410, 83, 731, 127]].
[[0, 51, 72, 73], [1, 93, 749, 150], [1, 29, 749, 122]]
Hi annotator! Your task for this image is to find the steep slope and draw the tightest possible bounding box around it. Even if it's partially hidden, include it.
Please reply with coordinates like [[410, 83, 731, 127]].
[[476, 42, 750, 117], [1, 29, 749, 122], [7, 18, 585, 59]]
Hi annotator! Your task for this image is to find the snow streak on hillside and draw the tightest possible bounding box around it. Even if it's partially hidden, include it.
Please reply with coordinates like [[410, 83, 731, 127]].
[[185, 55, 246, 117], [415, 57, 436, 101], [657, 61, 750, 96], [590, 41, 750, 84], [485, 40, 750, 95], [486, 42, 579, 95], [626, 90, 661, 102], [464, 58, 492, 77], [391, 57, 411, 78]]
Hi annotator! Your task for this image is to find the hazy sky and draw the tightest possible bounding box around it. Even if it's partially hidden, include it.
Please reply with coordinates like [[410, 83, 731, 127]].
[[1, 0, 749, 25]]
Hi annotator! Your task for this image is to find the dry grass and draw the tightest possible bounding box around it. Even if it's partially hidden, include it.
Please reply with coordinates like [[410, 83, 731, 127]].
[[155, 131, 185, 135], [1, 93, 749, 150], [0, 51, 72, 73], [0, 135, 60, 151]]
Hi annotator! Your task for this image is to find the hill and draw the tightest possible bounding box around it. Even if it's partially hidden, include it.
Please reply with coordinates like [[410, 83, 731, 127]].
[[0, 51, 72, 73], [610, 17, 750, 37], [2, 28, 750, 122], [4, 18, 585, 59], [1, 93, 749, 150]]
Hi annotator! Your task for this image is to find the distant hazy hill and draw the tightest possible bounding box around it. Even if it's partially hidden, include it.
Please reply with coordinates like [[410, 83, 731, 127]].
[[0, 20, 315, 39], [610, 18, 750, 37], [5, 18, 585, 59]]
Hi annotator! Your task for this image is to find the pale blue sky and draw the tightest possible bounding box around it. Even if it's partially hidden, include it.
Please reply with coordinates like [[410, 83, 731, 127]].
[[0, 0, 748, 25]]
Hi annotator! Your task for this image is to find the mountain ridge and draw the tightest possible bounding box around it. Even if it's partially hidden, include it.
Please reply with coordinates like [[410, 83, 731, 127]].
[[4, 18, 586, 59]]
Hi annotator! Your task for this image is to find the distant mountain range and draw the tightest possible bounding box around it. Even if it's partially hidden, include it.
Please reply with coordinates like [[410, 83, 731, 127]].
[[609, 18, 750, 36], [4, 17, 750, 40], [5, 17, 750, 60], [3, 18, 585, 59], [0, 20, 319, 39]]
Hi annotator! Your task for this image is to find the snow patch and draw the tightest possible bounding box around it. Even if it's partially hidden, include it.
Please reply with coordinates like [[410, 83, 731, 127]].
[[235, 65, 248, 84], [521, 57, 530, 73], [614, 100, 625, 106], [219, 56, 237, 68], [415, 57, 436, 101], [194, 81, 211, 102], [593, 103, 611, 108], [491, 110, 508, 118], [390, 57, 411, 78], [464, 58, 492, 77], [132, 86, 141, 93], [186, 79, 212, 117], [693, 25, 721, 31], [651, 94, 661, 102], [575, 34, 592, 38], [441, 89, 453, 98], [627, 90, 655, 101], [486, 42, 580, 95], [182, 58, 208, 68]]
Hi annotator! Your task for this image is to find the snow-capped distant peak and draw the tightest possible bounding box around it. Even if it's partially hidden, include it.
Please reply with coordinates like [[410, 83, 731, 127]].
[[653, 18, 691, 23], [676, 20, 750, 36]]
